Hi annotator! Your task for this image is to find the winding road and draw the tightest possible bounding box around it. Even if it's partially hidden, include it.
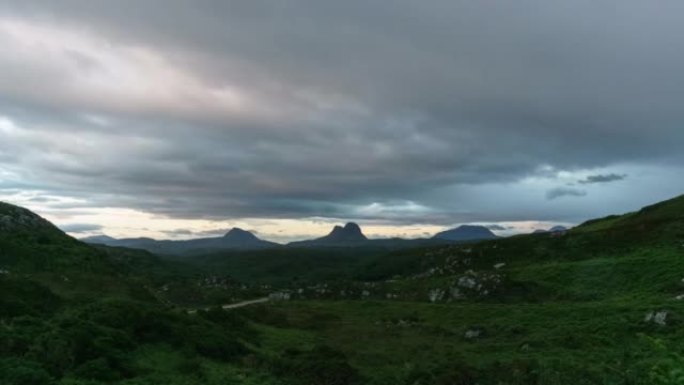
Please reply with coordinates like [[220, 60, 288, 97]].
[[187, 297, 270, 314]]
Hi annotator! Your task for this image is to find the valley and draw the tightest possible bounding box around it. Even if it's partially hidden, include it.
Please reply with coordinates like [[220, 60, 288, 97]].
[[1, 195, 684, 384]]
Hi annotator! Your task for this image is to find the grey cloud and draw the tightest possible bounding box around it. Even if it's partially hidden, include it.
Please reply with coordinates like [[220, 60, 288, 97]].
[[546, 188, 588, 201], [161, 229, 194, 237], [193, 229, 236, 237], [485, 225, 510, 231], [578, 173, 628, 184], [0, 1, 683, 225], [59, 223, 102, 233]]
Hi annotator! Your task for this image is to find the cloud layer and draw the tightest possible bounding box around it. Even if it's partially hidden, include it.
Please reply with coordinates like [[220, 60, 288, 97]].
[[578, 174, 628, 184], [0, 1, 683, 237]]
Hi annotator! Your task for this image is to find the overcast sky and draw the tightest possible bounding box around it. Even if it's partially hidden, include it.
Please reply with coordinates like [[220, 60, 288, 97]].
[[0, 1, 683, 242]]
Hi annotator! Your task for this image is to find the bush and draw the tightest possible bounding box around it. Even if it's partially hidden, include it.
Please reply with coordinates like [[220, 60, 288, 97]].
[[188, 325, 247, 361], [71, 358, 122, 382], [276, 345, 360, 385], [0, 357, 52, 385]]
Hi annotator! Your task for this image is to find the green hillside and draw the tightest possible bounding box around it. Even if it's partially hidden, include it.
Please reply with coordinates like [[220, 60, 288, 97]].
[[2, 195, 684, 384], [0, 202, 279, 385], [228, 194, 684, 384], [0, 202, 110, 273]]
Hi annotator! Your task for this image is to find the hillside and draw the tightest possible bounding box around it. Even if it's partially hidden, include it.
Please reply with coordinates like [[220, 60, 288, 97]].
[[229, 194, 684, 384], [0, 203, 297, 385], [4, 195, 684, 384], [575, 194, 684, 234], [0, 202, 111, 273]]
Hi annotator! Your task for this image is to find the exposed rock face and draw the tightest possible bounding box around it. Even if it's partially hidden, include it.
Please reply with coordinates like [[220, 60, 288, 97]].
[[464, 329, 483, 339], [269, 291, 292, 301], [458, 275, 478, 289], [428, 288, 446, 303], [645, 311, 669, 326]]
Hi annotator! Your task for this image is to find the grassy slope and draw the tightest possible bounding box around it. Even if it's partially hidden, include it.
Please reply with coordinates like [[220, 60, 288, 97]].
[[3, 195, 684, 384], [0, 202, 284, 385], [239, 195, 684, 384]]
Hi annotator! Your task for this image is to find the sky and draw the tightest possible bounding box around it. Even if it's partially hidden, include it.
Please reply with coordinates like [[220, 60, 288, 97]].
[[0, 1, 683, 243]]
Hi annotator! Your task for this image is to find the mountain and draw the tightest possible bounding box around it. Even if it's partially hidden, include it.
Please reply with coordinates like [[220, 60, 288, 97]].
[[83, 227, 280, 255], [0, 201, 61, 234], [432, 225, 498, 242], [81, 234, 118, 244], [288, 222, 370, 247], [223, 227, 266, 244], [321, 222, 367, 243], [533, 225, 568, 234], [0, 202, 111, 272]]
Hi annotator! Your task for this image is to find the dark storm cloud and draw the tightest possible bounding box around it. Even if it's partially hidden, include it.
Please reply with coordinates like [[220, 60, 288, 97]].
[[0, 0, 683, 224], [546, 187, 588, 201], [578, 174, 628, 184]]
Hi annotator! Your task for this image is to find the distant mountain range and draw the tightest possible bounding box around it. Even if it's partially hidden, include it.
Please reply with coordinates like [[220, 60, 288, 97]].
[[82, 228, 279, 255], [533, 226, 569, 234], [83, 222, 502, 254]]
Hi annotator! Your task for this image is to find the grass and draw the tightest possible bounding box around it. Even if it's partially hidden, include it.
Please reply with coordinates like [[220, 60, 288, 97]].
[[225, 195, 684, 384], [3, 194, 684, 384], [245, 297, 683, 384]]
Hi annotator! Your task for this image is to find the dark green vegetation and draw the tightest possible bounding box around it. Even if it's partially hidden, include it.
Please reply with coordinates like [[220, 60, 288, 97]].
[[2, 195, 684, 384]]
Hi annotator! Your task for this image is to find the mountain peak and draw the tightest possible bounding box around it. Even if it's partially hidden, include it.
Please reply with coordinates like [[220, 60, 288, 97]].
[[327, 222, 363, 235], [344, 222, 362, 232], [224, 227, 254, 237], [549, 226, 568, 233], [331, 222, 366, 240], [224, 227, 257, 239], [312, 222, 368, 244], [432, 225, 498, 242]]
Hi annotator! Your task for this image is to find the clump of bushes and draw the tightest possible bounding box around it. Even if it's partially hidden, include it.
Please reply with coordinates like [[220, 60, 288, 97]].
[[0, 298, 254, 384], [270, 345, 361, 385]]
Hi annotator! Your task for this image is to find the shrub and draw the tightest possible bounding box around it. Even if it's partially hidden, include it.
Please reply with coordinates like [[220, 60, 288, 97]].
[[0, 357, 52, 385], [276, 345, 361, 385]]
